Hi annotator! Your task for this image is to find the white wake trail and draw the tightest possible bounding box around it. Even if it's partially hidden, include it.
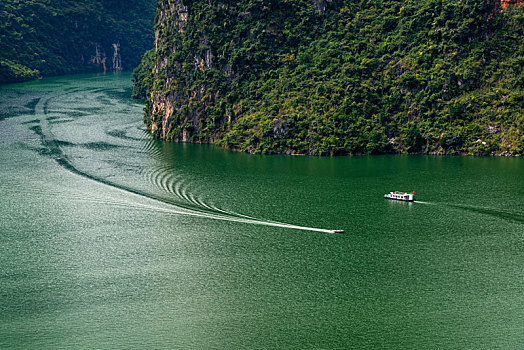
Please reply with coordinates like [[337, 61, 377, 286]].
[[107, 195, 338, 234], [413, 201, 434, 205], [60, 184, 340, 234]]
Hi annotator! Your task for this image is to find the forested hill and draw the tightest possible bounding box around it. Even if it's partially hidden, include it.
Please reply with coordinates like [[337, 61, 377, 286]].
[[0, 0, 156, 84], [135, 0, 523, 156]]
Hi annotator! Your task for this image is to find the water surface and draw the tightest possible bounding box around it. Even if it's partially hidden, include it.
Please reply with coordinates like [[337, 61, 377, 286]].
[[1, 74, 523, 349]]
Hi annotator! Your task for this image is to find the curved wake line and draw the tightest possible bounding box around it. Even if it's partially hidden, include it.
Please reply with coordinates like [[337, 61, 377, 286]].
[[54, 157, 336, 233], [33, 96, 336, 233], [32, 191, 337, 233], [144, 163, 276, 223]]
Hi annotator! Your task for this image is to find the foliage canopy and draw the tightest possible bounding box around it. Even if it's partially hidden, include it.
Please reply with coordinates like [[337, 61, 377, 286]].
[[137, 0, 523, 155], [0, 0, 156, 84]]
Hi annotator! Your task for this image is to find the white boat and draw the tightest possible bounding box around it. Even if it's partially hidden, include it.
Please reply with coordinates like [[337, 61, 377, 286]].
[[384, 191, 415, 202], [331, 229, 344, 234]]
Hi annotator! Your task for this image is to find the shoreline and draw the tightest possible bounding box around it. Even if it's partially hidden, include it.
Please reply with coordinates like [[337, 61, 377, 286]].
[[144, 132, 522, 157]]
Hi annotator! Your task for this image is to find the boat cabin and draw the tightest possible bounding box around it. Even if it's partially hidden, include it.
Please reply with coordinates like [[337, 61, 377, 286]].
[[384, 191, 415, 202]]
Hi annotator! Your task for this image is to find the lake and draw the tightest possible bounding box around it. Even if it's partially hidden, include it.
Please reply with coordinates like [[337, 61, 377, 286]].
[[1, 73, 523, 349]]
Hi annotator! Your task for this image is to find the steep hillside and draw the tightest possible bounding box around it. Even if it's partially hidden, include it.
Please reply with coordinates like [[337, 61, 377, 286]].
[[137, 0, 523, 156], [0, 0, 156, 83]]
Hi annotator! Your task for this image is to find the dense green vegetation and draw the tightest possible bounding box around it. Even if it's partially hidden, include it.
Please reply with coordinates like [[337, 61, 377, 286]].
[[139, 0, 523, 156], [132, 49, 155, 99], [0, 0, 156, 84]]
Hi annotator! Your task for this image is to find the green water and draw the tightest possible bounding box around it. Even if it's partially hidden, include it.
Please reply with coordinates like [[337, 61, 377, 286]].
[[1, 74, 523, 349]]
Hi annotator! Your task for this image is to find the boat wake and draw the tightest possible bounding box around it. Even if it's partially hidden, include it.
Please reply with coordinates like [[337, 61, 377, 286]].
[[446, 203, 524, 224], [40, 189, 338, 233], [31, 93, 339, 234], [415, 199, 522, 224], [141, 164, 268, 222]]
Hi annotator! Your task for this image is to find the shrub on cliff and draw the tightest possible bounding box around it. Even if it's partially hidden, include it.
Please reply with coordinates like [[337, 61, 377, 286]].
[[0, 60, 40, 83], [132, 49, 155, 99]]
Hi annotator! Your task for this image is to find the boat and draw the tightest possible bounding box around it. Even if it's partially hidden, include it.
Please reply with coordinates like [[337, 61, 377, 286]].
[[332, 229, 344, 234], [384, 191, 415, 202]]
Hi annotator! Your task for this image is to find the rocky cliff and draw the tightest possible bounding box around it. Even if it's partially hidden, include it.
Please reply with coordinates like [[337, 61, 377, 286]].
[[87, 42, 123, 73], [141, 0, 523, 156]]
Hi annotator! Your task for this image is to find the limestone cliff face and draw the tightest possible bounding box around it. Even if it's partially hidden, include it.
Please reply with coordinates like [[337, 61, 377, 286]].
[[148, 0, 230, 141], [146, 0, 331, 143], [149, 0, 191, 141], [88, 42, 123, 73], [112, 43, 123, 72]]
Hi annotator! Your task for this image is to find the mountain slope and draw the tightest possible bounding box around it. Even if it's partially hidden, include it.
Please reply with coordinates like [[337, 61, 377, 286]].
[[137, 0, 523, 156], [0, 0, 156, 83]]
